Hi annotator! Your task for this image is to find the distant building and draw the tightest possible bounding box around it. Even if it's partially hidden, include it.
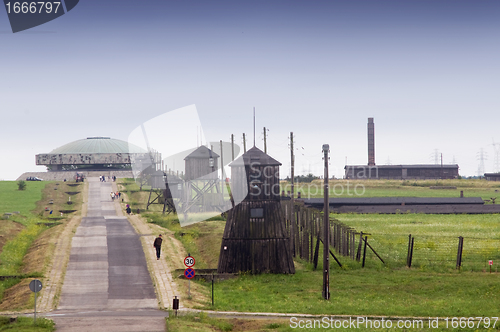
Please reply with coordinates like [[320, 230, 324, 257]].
[[36, 137, 146, 171], [345, 164, 459, 180], [484, 173, 500, 181], [344, 118, 460, 180]]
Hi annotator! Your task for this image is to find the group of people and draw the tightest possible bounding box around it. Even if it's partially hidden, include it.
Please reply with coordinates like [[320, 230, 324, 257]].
[[99, 175, 117, 182], [110, 191, 121, 200]]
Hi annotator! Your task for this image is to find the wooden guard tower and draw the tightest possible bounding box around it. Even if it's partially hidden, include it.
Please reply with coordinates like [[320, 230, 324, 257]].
[[217, 146, 295, 274], [183, 145, 223, 213], [146, 171, 183, 214]]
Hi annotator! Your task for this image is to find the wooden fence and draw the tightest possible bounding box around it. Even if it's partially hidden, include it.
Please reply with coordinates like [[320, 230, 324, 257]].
[[281, 200, 382, 266]]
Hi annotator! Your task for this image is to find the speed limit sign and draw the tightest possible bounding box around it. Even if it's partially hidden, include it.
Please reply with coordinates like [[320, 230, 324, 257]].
[[184, 256, 195, 268]]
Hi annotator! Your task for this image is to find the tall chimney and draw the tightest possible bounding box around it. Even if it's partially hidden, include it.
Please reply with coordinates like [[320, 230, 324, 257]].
[[368, 117, 375, 166]]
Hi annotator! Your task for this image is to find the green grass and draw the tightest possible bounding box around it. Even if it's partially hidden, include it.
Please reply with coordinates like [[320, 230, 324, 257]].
[[282, 179, 500, 201], [0, 181, 47, 218], [166, 312, 232, 332], [167, 208, 500, 320], [0, 181, 52, 305], [165, 314, 497, 332], [205, 266, 500, 319], [147, 213, 225, 269], [336, 213, 500, 271], [0, 221, 48, 275], [0, 316, 54, 331]]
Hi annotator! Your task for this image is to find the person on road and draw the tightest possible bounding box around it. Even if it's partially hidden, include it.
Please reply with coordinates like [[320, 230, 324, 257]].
[[153, 234, 163, 260]]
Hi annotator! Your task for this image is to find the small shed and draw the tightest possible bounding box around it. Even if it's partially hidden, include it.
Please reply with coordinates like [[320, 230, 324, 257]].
[[217, 146, 295, 274], [184, 146, 219, 181]]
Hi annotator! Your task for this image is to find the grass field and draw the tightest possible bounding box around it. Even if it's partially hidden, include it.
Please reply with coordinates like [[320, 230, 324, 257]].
[[337, 213, 500, 271], [142, 210, 500, 320], [0, 180, 81, 313], [207, 265, 500, 317], [282, 179, 500, 201], [0, 181, 46, 218]]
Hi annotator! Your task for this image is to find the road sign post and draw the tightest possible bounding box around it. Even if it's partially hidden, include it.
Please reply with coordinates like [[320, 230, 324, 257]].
[[184, 255, 195, 297], [489, 260, 493, 273], [29, 279, 42, 325], [184, 256, 195, 268], [184, 268, 195, 279]]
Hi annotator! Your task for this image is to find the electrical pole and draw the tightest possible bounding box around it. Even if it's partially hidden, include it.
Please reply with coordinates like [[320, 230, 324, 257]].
[[220, 140, 225, 183], [264, 127, 267, 154], [231, 134, 235, 161], [243, 133, 247, 153], [322, 144, 330, 300], [290, 132, 295, 257]]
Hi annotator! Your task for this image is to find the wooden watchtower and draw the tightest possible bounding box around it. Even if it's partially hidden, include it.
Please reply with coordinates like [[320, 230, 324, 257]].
[[217, 146, 295, 274], [146, 171, 183, 214], [183, 146, 223, 213]]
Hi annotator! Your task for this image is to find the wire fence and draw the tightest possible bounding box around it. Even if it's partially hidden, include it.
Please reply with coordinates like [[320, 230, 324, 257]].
[[367, 234, 500, 272], [283, 201, 500, 272]]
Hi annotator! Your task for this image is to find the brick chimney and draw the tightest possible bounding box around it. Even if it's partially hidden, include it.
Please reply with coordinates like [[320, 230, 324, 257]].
[[368, 118, 375, 166]]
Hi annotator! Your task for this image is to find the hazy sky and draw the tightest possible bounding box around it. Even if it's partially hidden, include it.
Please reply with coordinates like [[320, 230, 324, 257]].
[[1, 0, 499, 180]]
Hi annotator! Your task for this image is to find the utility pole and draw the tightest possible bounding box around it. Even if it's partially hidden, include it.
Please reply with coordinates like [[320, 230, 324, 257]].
[[220, 140, 225, 183], [290, 132, 295, 257], [243, 133, 247, 153], [322, 144, 330, 300], [264, 127, 267, 154], [231, 134, 235, 161]]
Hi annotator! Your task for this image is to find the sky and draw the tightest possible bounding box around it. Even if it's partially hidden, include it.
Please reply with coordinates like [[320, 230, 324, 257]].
[[1, 0, 500, 180]]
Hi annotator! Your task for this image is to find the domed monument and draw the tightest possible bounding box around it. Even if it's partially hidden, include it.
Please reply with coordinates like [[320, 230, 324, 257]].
[[18, 137, 147, 181], [36, 137, 146, 171]]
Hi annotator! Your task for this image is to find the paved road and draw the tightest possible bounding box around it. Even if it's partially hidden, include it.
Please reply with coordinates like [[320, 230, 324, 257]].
[[50, 178, 166, 332]]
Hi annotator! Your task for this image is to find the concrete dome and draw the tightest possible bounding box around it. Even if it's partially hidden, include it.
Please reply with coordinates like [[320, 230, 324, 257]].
[[36, 137, 148, 171], [49, 137, 146, 154]]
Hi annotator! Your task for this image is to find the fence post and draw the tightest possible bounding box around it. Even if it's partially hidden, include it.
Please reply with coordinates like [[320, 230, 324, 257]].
[[456, 236, 464, 270], [409, 237, 414, 268], [362, 236, 368, 268], [356, 232, 363, 262], [406, 234, 412, 267], [313, 232, 320, 270], [351, 231, 355, 260]]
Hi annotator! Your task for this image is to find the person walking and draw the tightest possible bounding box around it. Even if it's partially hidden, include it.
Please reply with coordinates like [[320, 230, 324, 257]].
[[153, 234, 163, 260]]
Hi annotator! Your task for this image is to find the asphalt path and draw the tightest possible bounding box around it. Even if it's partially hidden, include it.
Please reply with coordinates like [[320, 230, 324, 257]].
[[49, 178, 166, 332]]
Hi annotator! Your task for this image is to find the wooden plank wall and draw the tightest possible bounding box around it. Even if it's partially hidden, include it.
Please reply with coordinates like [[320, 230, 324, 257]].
[[282, 200, 361, 263]]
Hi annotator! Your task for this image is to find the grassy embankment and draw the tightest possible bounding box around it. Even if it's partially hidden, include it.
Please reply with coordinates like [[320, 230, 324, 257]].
[[120, 178, 500, 330], [0, 180, 82, 331]]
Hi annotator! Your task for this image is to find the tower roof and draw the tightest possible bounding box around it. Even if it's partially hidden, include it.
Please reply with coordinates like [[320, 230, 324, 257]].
[[184, 145, 219, 160], [230, 146, 281, 167]]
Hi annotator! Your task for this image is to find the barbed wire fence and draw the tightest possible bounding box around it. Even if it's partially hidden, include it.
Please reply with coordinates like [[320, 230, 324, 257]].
[[282, 201, 500, 272], [349, 233, 500, 271]]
